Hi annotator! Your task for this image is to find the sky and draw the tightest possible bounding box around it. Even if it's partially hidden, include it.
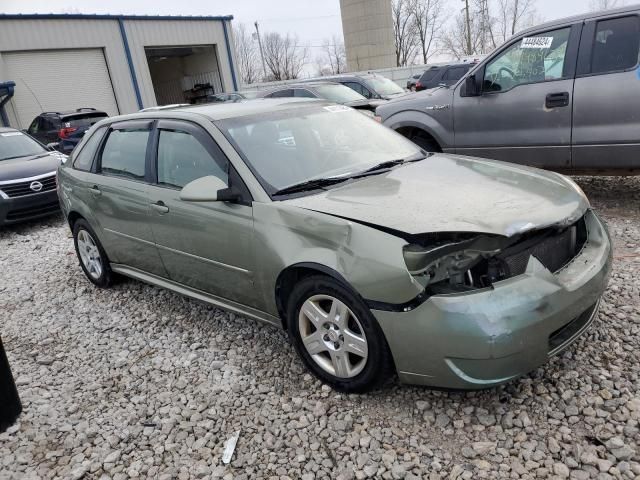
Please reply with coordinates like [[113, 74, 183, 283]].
[[1, 0, 625, 66]]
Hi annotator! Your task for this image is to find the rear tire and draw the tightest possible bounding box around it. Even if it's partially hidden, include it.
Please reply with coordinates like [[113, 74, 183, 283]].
[[287, 275, 394, 393], [72, 219, 113, 288]]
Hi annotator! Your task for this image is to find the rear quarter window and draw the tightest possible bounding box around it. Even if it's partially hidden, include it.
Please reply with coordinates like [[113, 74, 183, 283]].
[[72, 127, 107, 171]]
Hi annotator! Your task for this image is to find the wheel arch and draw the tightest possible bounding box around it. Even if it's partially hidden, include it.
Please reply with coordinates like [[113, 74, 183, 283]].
[[275, 262, 359, 330], [384, 112, 450, 150]]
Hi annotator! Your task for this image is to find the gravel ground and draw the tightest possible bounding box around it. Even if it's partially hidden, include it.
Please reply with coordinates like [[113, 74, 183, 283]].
[[0, 176, 638, 480]]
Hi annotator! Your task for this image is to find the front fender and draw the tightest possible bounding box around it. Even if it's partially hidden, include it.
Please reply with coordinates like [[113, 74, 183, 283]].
[[252, 203, 424, 316]]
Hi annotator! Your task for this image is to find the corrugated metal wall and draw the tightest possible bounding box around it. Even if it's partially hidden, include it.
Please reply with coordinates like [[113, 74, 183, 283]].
[[0, 16, 238, 126], [0, 18, 137, 127]]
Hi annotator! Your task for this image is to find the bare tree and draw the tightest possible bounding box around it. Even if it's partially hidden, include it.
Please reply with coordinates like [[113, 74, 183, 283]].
[[233, 23, 261, 85], [441, 8, 485, 58], [590, 0, 624, 10], [494, 0, 537, 45], [318, 36, 347, 75], [392, 0, 419, 66], [261, 32, 308, 81], [408, 0, 446, 64]]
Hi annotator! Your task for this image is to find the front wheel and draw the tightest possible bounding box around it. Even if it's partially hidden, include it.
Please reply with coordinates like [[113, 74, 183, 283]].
[[287, 276, 394, 393]]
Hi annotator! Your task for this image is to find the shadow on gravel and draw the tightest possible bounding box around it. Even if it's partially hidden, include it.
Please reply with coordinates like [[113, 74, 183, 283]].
[[0, 212, 65, 239]]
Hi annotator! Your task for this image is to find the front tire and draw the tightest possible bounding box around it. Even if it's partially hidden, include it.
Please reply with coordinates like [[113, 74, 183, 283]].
[[73, 219, 113, 288], [287, 275, 394, 393]]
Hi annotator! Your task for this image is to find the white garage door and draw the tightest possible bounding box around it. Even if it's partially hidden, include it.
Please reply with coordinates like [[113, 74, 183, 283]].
[[3, 49, 119, 128]]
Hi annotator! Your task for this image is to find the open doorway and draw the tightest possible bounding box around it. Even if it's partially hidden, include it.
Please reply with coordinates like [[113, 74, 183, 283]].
[[145, 45, 223, 106]]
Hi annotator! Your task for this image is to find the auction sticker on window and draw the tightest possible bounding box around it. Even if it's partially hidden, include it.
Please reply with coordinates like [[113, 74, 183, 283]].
[[521, 37, 553, 49]]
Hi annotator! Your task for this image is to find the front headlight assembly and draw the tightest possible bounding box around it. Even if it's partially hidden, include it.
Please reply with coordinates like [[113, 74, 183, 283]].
[[402, 236, 507, 292]]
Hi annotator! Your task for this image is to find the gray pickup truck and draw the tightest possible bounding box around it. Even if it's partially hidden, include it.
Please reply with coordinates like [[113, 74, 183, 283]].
[[376, 6, 640, 173]]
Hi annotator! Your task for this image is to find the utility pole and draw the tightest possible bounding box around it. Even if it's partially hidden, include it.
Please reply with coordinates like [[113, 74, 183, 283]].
[[463, 0, 472, 55], [254, 21, 268, 80]]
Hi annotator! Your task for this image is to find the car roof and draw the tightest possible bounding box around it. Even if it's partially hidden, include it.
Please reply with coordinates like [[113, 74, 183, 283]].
[[106, 98, 327, 123], [518, 4, 639, 36], [0, 127, 19, 133], [40, 108, 107, 118], [265, 81, 339, 90]]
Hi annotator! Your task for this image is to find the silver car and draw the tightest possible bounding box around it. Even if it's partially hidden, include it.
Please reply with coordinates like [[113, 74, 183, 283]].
[[377, 5, 640, 173]]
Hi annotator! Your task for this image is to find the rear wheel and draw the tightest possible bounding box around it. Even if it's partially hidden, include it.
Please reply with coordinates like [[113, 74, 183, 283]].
[[287, 275, 394, 393], [73, 219, 113, 288]]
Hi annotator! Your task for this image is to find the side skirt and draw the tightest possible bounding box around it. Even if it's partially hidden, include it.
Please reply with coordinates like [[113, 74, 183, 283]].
[[110, 263, 282, 328]]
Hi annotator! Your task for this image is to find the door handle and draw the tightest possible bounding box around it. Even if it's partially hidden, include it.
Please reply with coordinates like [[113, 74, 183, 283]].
[[151, 201, 169, 214], [88, 185, 101, 196], [546, 92, 569, 108]]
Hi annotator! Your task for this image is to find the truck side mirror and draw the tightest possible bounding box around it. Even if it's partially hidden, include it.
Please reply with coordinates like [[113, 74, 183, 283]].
[[463, 74, 480, 97]]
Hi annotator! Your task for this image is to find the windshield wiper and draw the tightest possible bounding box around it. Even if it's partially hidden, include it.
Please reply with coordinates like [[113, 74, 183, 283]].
[[358, 154, 428, 175], [273, 177, 350, 196]]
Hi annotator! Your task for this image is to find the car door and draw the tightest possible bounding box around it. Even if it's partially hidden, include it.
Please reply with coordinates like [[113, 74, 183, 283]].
[[87, 119, 167, 276], [146, 119, 255, 305], [453, 24, 581, 168], [572, 14, 640, 170]]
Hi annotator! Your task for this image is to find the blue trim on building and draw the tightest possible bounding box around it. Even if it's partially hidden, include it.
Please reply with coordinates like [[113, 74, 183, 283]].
[[117, 18, 143, 110], [221, 20, 239, 92], [0, 13, 233, 21]]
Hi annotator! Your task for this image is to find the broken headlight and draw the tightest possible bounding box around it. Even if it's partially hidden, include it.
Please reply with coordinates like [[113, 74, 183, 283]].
[[402, 236, 507, 291]]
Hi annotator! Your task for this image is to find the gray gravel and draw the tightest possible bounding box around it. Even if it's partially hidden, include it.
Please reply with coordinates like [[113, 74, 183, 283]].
[[1, 176, 639, 480]]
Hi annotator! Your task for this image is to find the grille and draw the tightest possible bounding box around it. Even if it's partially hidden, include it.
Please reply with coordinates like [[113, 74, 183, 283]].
[[6, 200, 60, 221], [497, 216, 585, 277], [0, 174, 57, 198]]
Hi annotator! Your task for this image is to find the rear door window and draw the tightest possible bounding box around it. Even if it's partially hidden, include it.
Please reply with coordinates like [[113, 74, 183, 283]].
[[266, 89, 294, 98], [99, 128, 149, 180], [591, 16, 640, 74], [294, 89, 316, 98]]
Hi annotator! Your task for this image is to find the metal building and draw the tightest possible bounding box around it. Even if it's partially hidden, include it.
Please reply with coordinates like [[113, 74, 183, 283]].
[[339, 0, 396, 71], [0, 13, 239, 128]]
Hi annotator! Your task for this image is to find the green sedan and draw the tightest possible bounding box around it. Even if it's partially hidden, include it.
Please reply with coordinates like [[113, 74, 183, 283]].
[[57, 99, 612, 392]]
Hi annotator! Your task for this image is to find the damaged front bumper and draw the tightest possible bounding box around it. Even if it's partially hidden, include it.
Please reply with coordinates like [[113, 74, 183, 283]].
[[373, 210, 612, 389]]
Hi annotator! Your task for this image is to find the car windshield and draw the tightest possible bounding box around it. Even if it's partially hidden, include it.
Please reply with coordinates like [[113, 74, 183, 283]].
[[218, 105, 422, 195], [314, 84, 366, 103], [0, 131, 46, 161], [367, 76, 405, 96]]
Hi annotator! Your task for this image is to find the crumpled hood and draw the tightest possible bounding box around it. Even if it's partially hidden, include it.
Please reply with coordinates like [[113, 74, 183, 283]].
[[0, 152, 65, 182], [284, 154, 589, 237]]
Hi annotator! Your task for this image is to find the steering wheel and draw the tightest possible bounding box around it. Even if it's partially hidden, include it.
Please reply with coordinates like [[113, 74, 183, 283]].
[[497, 66, 518, 88]]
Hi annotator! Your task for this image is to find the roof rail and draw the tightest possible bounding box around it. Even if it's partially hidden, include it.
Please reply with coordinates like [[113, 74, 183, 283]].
[[41, 111, 61, 115], [76, 107, 97, 111]]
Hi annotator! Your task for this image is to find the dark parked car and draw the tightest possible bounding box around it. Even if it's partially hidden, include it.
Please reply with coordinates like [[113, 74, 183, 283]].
[[0, 128, 66, 225], [257, 82, 386, 113], [406, 73, 422, 91], [305, 74, 407, 100], [27, 108, 108, 154], [376, 5, 640, 173], [415, 63, 476, 91]]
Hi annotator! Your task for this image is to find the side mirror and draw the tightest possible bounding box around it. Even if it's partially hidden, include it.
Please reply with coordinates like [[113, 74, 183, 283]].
[[179, 175, 240, 203], [463, 74, 480, 97]]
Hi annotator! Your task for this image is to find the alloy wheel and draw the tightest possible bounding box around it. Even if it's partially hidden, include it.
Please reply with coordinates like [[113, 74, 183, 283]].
[[77, 229, 103, 280], [298, 294, 368, 378]]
